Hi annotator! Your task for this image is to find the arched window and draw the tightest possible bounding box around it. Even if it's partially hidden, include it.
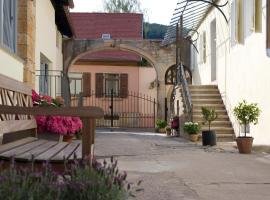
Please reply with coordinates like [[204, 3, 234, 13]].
[[165, 65, 192, 85]]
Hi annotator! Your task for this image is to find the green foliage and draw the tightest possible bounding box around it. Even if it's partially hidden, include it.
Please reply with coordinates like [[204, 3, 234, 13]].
[[165, 126, 171, 131], [103, 0, 142, 13], [0, 157, 143, 200], [233, 100, 260, 136], [156, 119, 167, 129], [183, 122, 200, 134], [201, 107, 218, 131], [143, 23, 167, 39]]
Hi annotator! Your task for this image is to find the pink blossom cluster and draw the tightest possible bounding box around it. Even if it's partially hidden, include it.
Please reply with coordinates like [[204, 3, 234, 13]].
[[32, 90, 83, 136]]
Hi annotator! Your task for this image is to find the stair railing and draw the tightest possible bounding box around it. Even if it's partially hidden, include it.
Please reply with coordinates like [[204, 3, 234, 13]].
[[178, 63, 193, 122]]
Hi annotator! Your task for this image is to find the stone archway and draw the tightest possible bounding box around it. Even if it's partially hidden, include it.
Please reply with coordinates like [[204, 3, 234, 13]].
[[62, 38, 188, 119]]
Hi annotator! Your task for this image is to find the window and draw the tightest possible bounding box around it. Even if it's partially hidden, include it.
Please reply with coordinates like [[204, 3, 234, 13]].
[[199, 31, 206, 64], [105, 74, 120, 96], [0, 0, 17, 53], [254, 0, 262, 32], [231, 0, 244, 45], [95, 73, 128, 98], [39, 63, 49, 95]]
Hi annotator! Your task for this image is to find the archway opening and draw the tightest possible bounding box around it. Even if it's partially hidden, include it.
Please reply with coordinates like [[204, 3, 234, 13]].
[[67, 47, 158, 129]]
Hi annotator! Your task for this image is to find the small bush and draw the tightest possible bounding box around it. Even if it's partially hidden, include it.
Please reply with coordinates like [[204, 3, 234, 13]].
[[183, 122, 200, 134], [156, 119, 167, 129], [0, 157, 142, 200]]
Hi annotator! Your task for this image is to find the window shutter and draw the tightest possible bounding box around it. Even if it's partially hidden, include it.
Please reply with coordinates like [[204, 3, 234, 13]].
[[82, 73, 91, 97], [95, 73, 104, 98], [120, 74, 128, 98], [267, 0, 270, 54]]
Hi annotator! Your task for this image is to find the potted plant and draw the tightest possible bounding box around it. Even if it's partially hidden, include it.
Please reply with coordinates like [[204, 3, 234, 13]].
[[201, 107, 218, 146], [233, 100, 260, 154], [156, 119, 167, 133], [165, 126, 171, 136], [183, 122, 200, 142]]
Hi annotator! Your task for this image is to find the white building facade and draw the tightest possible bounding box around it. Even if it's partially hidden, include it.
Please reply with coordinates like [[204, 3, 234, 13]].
[[191, 0, 270, 144]]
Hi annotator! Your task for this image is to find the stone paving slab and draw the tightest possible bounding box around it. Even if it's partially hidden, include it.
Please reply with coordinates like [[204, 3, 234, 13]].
[[95, 130, 270, 200]]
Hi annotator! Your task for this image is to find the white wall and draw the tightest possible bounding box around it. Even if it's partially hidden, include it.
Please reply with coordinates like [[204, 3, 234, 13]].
[[35, 0, 64, 94], [191, 0, 270, 144], [0, 47, 24, 81]]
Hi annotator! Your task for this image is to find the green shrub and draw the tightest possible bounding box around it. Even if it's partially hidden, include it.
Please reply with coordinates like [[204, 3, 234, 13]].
[[201, 107, 218, 131], [183, 122, 200, 134], [0, 157, 142, 200], [233, 100, 260, 137], [156, 119, 167, 129]]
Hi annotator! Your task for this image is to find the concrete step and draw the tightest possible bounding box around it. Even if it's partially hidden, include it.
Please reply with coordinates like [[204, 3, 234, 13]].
[[193, 114, 229, 120], [193, 104, 225, 109], [191, 94, 221, 99], [198, 133, 234, 142], [198, 121, 232, 128], [189, 85, 218, 89], [193, 109, 227, 115], [190, 89, 220, 94], [192, 99, 223, 104]]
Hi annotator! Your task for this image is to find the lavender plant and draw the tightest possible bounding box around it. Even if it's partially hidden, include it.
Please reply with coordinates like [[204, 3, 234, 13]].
[[0, 157, 142, 200]]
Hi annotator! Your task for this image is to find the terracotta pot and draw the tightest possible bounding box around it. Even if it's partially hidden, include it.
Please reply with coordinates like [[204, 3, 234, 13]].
[[166, 130, 171, 136], [189, 134, 199, 142], [63, 135, 74, 143], [236, 137, 253, 154], [159, 128, 166, 133]]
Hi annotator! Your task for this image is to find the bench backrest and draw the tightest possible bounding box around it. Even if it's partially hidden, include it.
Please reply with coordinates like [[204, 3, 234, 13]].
[[0, 74, 37, 144]]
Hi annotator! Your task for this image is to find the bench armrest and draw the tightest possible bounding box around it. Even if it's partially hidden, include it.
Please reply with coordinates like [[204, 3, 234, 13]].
[[0, 105, 104, 118]]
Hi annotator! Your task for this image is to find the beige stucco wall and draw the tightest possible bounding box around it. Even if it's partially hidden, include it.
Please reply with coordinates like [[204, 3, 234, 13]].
[[0, 47, 24, 81], [139, 67, 157, 100], [191, 0, 270, 144]]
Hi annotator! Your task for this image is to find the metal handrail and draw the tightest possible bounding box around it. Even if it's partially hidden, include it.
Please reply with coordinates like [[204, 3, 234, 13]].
[[178, 63, 193, 121]]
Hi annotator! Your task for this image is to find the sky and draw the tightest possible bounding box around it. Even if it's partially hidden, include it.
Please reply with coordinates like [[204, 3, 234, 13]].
[[71, 0, 178, 25]]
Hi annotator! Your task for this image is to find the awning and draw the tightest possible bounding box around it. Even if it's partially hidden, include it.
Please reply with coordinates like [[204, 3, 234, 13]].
[[161, 0, 228, 46]]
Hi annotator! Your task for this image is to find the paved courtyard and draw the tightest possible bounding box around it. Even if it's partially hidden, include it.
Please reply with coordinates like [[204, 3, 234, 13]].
[[95, 129, 270, 200]]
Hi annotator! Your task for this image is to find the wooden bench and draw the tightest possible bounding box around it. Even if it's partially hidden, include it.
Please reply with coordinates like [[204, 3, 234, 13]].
[[0, 74, 103, 168]]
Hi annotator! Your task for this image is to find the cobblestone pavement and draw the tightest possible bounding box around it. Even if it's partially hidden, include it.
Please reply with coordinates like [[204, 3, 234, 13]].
[[95, 129, 270, 200]]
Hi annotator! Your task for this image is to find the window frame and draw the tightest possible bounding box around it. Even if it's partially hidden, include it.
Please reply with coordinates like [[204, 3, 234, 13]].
[[104, 73, 120, 97]]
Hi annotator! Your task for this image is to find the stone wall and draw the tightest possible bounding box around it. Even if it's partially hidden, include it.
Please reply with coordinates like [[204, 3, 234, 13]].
[[17, 0, 36, 87]]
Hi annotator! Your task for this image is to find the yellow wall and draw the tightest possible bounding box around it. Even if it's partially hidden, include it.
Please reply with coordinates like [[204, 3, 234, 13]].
[[0, 47, 24, 81], [191, 0, 270, 144]]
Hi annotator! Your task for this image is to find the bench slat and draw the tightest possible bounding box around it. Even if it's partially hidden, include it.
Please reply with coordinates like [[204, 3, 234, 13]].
[[16, 141, 59, 161], [0, 140, 47, 158], [0, 120, 37, 135], [34, 142, 69, 161], [69, 143, 82, 160], [0, 137, 37, 154], [51, 140, 81, 162]]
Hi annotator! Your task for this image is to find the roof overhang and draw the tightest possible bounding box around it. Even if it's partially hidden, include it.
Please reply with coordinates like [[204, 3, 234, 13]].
[[161, 0, 228, 46], [51, 0, 74, 37]]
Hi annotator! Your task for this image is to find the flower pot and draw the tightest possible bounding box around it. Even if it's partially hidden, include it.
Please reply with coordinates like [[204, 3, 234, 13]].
[[159, 128, 166, 133], [166, 130, 171, 136], [189, 134, 199, 142], [236, 137, 253, 154], [63, 135, 74, 143], [202, 131, 216, 146]]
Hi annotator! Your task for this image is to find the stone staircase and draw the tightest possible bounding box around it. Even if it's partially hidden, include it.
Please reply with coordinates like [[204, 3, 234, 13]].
[[188, 85, 235, 141]]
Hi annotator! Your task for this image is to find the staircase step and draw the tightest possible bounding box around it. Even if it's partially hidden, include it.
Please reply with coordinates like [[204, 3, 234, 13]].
[[191, 94, 221, 99], [193, 114, 229, 120], [193, 109, 227, 115], [189, 85, 218, 89], [192, 99, 223, 104], [197, 121, 232, 127], [193, 104, 225, 109], [190, 89, 220, 94], [198, 133, 234, 142]]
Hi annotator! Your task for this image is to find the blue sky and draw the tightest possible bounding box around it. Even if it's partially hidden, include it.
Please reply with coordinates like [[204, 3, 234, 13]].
[[71, 0, 178, 25]]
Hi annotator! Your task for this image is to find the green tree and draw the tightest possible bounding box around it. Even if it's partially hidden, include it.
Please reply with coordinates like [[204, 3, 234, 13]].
[[103, 0, 142, 13]]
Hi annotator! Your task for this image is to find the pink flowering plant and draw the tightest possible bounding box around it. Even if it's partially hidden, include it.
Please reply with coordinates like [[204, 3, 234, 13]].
[[32, 90, 82, 136]]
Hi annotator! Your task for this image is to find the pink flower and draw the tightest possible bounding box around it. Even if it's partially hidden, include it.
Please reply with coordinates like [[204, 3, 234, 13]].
[[42, 95, 52, 105], [32, 90, 41, 106]]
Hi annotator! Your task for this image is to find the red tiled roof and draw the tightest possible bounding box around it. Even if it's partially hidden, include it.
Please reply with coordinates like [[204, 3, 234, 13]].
[[70, 13, 143, 62]]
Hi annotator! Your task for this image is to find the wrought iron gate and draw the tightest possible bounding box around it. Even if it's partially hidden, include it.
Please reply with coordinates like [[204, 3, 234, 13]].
[[71, 90, 156, 128]]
